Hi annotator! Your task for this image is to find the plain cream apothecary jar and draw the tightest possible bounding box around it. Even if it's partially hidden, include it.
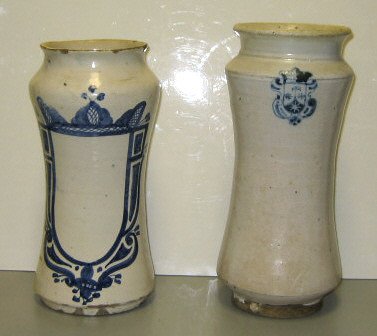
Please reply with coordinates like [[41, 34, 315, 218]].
[[29, 40, 160, 315], [217, 23, 354, 318]]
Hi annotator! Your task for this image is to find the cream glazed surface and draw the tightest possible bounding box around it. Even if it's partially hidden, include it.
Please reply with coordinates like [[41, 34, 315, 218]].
[[29, 40, 160, 315], [217, 23, 354, 317]]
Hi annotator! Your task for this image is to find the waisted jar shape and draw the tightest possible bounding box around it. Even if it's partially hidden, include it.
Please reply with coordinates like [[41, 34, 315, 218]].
[[217, 23, 354, 318], [29, 40, 160, 315]]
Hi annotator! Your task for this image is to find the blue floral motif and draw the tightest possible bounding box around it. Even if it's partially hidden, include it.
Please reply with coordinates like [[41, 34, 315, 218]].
[[115, 101, 146, 128], [72, 87, 112, 126], [37, 86, 150, 136], [271, 68, 318, 126], [37, 87, 149, 304]]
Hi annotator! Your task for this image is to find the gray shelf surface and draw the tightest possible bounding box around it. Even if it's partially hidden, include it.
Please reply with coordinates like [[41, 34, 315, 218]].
[[0, 271, 376, 336]]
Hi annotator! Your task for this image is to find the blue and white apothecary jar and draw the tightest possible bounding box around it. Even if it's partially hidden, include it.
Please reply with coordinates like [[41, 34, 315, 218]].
[[29, 40, 160, 315], [217, 23, 354, 318]]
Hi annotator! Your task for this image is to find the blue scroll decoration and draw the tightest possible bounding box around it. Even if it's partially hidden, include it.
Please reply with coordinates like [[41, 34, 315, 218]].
[[37, 86, 149, 304], [271, 67, 318, 126]]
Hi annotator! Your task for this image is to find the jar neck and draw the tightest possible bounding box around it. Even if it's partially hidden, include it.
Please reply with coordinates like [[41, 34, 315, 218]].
[[42, 48, 146, 70], [238, 33, 348, 61]]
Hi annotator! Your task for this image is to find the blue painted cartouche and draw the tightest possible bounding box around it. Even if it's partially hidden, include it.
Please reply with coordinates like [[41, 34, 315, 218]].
[[37, 86, 149, 305]]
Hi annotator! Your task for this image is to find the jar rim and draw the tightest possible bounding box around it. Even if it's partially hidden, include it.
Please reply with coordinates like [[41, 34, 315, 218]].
[[40, 39, 147, 52], [234, 23, 352, 37]]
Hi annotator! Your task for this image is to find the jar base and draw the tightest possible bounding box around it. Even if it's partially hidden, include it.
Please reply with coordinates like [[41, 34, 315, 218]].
[[40, 295, 149, 316], [232, 292, 323, 318]]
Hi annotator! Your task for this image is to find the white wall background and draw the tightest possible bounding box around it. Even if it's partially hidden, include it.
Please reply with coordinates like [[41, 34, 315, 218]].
[[0, 0, 376, 278]]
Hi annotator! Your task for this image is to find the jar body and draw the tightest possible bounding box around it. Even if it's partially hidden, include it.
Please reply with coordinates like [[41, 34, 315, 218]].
[[29, 41, 160, 315], [217, 24, 354, 318]]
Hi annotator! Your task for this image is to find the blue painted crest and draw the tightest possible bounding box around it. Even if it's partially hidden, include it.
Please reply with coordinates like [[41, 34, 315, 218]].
[[37, 86, 150, 305], [271, 67, 318, 126]]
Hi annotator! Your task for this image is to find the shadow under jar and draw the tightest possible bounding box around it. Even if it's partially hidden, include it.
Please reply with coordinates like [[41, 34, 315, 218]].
[[217, 23, 354, 318], [29, 40, 160, 316]]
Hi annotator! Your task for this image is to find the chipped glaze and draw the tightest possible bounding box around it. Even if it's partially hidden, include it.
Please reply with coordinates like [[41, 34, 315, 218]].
[[29, 40, 160, 315], [217, 23, 354, 317]]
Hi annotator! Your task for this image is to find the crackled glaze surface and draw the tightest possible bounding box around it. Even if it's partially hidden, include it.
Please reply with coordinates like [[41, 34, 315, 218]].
[[217, 23, 354, 315], [29, 40, 160, 315]]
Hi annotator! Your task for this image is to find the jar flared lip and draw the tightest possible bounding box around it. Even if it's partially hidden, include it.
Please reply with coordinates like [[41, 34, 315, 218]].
[[40, 39, 147, 53], [234, 23, 352, 37]]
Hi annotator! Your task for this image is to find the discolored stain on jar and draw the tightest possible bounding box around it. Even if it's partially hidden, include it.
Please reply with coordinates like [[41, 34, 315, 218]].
[[74, 308, 84, 315], [96, 307, 110, 315]]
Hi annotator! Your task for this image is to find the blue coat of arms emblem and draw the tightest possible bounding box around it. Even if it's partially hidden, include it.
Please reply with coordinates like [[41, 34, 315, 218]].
[[271, 67, 318, 125]]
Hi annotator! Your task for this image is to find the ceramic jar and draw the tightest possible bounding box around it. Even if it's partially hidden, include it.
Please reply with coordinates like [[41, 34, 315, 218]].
[[217, 23, 354, 318], [29, 40, 160, 315]]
